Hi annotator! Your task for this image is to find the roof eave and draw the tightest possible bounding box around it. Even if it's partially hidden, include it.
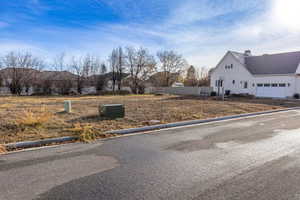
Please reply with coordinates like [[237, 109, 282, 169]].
[[253, 73, 296, 76]]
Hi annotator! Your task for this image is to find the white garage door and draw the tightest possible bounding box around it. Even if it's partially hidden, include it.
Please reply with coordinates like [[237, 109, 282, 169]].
[[256, 83, 287, 98]]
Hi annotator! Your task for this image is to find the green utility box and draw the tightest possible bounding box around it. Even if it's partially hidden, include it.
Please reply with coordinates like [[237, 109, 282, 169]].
[[99, 104, 125, 119]]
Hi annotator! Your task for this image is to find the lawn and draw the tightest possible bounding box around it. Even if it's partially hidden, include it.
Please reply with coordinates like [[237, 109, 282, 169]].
[[0, 94, 298, 144]]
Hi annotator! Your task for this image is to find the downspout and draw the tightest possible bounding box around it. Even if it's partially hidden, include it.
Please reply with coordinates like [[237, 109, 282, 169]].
[[295, 62, 300, 96], [295, 74, 297, 97]]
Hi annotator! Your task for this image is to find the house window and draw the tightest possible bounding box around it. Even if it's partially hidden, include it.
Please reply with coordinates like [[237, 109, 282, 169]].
[[244, 81, 248, 89], [225, 64, 233, 69], [288, 83, 291, 87], [232, 80, 235, 84], [216, 80, 223, 87], [279, 83, 286, 87], [257, 83, 263, 87], [271, 83, 278, 87], [252, 83, 255, 87], [264, 84, 270, 87]]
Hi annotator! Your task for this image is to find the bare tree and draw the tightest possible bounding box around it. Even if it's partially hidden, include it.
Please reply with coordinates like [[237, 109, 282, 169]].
[[93, 63, 107, 94], [71, 55, 99, 94], [198, 66, 210, 86], [109, 47, 126, 92], [49, 53, 74, 95], [53, 52, 66, 72], [71, 56, 87, 95], [125, 47, 156, 94], [0, 51, 43, 95], [0, 75, 3, 88], [86, 57, 107, 94], [116, 47, 125, 91], [157, 50, 187, 87], [100, 63, 107, 74], [184, 65, 198, 87], [109, 49, 118, 92]]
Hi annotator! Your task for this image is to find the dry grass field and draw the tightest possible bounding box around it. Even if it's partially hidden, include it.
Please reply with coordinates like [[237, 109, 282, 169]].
[[0, 94, 298, 144]]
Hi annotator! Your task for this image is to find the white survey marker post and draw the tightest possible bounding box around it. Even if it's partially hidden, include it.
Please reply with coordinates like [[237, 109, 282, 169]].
[[64, 100, 72, 113]]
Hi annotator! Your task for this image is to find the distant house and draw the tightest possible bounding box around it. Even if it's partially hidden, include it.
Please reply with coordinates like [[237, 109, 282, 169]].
[[172, 82, 184, 87], [0, 67, 39, 83], [0, 67, 189, 95], [147, 72, 183, 87], [0, 68, 40, 95], [39, 71, 77, 82], [36, 71, 78, 94], [210, 50, 300, 98], [101, 72, 130, 92]]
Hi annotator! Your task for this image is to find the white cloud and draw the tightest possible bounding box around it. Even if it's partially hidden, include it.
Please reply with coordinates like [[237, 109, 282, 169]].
[[231, 0, 300, 52], [0, 41, 41, 53], [0, 40, 54, 63], [2, 0, 300, 70], [271, 0, 300, 32], [160, 0, 300, 67], [167, 0, 262, 25]]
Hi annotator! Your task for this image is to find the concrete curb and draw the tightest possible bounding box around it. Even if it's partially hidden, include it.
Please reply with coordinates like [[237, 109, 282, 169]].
[[3, 107, 300, 151], [107, 107, 300, 135], [4, 136, 78, 150]]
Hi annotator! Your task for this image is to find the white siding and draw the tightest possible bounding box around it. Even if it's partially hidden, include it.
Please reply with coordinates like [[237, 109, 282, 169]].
[[294, 76, 300, 94], [210, 52, 254, 95], [210, 51, 299, 98], [253, 75, 296, 98]]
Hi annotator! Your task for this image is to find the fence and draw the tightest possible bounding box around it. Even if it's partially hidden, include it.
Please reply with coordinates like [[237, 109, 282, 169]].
[[0, 86, 132, 96], [153, 87, 213, 96]]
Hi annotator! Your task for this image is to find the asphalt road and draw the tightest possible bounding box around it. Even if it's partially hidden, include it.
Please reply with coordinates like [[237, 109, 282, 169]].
[[2, 110, 300, 200]]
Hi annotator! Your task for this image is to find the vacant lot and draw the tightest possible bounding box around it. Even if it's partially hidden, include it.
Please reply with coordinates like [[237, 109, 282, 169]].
[[0, 95, 298, 144]]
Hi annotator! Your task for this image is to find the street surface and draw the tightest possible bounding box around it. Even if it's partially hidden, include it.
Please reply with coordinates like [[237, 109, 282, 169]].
[[2, 110, 300, 199]]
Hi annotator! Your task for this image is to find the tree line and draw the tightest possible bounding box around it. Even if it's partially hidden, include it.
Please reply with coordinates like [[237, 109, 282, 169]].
[[0, 47, 210, 95]]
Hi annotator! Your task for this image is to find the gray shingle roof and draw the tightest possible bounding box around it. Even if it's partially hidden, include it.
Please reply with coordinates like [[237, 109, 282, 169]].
[[242, 51, 300, 75]]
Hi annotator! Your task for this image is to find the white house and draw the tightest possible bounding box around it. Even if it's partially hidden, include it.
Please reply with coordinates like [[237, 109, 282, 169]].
[[210, 50, 300, 98]]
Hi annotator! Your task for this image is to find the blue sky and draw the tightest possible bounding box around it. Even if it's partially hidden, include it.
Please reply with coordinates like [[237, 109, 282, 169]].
[[1, 0, 300, 68]]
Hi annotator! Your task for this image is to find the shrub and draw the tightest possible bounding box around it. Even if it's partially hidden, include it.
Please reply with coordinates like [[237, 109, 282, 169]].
[[31, 92, 52, 96], [117, 90, 131, 95], [96, 78, 106, 93], [231, 93, 241, 97], [99, 90, 131, 96], [0, 145, 6, 154], [294, 93, 300, 99], [15, 108, 53, 128], [55, 79, 73, 95], [210, 91, 217, 96], [68, 123, 96, 142], [137, 84, 146, 94], [231, 93, 254, 98], [225, 90, 231, 96]]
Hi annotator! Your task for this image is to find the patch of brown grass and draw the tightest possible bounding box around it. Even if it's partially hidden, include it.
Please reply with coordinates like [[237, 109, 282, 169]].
[[0, 103, 13, 109], [0, 145, 7, 154], [0, 94, 297, 144], [15, 107, 53, 128], [67, 123, 97, 142]]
